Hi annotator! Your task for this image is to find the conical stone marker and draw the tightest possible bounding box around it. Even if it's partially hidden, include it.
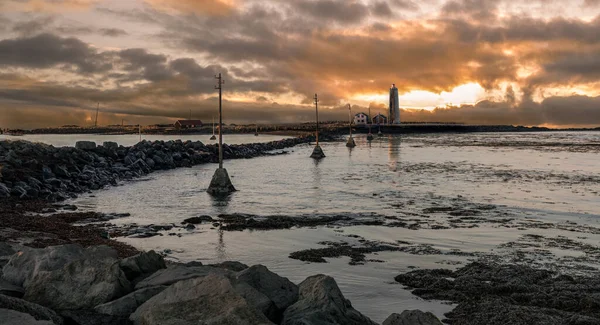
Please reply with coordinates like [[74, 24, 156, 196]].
[[346, 136, 356, 147], [310, 145, 326, 159], [207, 168, 236, 195]]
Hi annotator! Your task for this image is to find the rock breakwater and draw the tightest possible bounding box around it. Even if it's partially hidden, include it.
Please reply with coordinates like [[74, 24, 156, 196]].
[[0, 136, 313, 201]]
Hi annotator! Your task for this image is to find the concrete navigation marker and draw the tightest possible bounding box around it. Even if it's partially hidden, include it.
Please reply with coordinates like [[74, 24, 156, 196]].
[[207, 72, 236, 195]]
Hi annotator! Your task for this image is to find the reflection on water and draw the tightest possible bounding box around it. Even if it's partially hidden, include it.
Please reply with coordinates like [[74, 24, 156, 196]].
[[388, 135, 401, 172], [70, 132, 600, 323]]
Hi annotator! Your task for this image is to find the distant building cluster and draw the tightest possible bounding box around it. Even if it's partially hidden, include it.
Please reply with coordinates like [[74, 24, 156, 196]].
[[353, 84, 400, 126], [174, 120, 203, 129]]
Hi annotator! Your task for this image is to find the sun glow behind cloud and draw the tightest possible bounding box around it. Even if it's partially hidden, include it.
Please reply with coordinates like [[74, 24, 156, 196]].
[[352, 83, 486, 109]]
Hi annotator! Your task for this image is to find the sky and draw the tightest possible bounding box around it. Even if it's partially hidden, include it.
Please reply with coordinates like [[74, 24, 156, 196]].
[[1, 0, 600, 128]]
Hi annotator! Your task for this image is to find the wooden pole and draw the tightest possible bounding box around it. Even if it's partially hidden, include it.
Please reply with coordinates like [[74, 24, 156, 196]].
[[314, 93, 319, 146], [217, 73, 223, 169]]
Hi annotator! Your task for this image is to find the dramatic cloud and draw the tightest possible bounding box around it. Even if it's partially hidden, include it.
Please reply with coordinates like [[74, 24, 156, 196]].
[[1, 0, 600, 128]]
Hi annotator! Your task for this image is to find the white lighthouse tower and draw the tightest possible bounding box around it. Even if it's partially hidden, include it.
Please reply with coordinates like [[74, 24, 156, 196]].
[[389, 84, 400, 125]]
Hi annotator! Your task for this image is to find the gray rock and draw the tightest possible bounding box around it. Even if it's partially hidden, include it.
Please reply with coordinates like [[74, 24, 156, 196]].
[[233, 281, 278, 321], [0, 182, 10, 197], [0, 294, 63, 324], [95, 286, 166, 316], [130, 274, 274, 325], [383, 310, 443, 325], [102, 142, 118, 150], [236, 265, 298, 311], [0, 278, 25, 298], [0, 308, 55, 325], [134, 264, 231, 290], [0, 241, 16, 256], [76, 141, 97, 150], [281, 274, 377, 325], [24, 256, 132, 310], [60, 310, 131, 325], [2, 244, 118, 287], [210, 261, 249, 272], [118, 250, 166, 283]]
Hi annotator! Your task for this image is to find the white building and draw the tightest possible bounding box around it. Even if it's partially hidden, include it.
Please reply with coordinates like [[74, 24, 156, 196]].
[[389, 84, 400, 124], [353, 113, 370, 125]]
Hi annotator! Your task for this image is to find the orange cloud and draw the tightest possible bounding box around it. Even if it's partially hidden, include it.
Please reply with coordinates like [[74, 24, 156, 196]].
[[0, 0, 100, 12], [143, 0, 237, 16]]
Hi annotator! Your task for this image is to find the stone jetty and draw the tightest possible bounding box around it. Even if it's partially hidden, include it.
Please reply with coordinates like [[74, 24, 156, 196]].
[[0, 136, 314, 201], [0, 243, 442, 325]]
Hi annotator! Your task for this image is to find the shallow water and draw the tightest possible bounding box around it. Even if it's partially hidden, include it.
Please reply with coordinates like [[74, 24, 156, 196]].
[[68, 131, 600, 322]]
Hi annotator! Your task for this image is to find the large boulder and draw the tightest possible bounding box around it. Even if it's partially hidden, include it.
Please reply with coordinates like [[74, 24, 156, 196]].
[[130, 274, 274, 325], [236, 265, 298, 311], [102, 142, 118, 150], [0, 182, 10, 198], [76, 141, 97, 150], [94, 286, 167, 316], [0, 277, 25, 298], [60, 309, 132, 325], [2, 244, 118, 287], [134, 264, 231, 290], [118, 250, 166, 284], [24, 256, 132, 310], [0, 294, 63, 324], [0, 242, 16, 268], [383, 310, 443, 325], [0, 309, 54, 325], [281, 274, 377, 325]]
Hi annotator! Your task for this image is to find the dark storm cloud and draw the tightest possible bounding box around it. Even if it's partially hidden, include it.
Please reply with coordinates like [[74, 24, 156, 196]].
[[370, 1, 394, 17], [292, 0, 371, 24], [401, 95, 600, 127], [0, 33, 112, 73], [118, 48, 173, 82], [12, 16, 55, 35], [441, 0, 497, 21], [99, 28, 128, 37]]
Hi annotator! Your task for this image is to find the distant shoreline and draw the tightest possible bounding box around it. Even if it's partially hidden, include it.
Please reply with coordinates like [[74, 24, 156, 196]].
[[2, 123, 598, 136]]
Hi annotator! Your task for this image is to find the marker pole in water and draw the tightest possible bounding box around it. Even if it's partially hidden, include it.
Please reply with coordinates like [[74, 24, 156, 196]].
[[207, 73, 236, 195], [346, 104, 356, 147], [310, 93, 326, 159]]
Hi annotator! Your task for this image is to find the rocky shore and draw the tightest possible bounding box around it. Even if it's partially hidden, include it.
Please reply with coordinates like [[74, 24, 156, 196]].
[[0, 243, 443, 325], [394, 262, 600, 324], [0, 136, 322, 201]]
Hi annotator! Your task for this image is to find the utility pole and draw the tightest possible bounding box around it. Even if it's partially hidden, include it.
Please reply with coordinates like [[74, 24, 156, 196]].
[[207, 73, 236, 195], [216, 73, 224, 169], [94, 102, 99, 128], [367, 105, 374, 140], [310, 93, 325, 159], [346, 104, 355, 147], [315, 94, 319, 146]]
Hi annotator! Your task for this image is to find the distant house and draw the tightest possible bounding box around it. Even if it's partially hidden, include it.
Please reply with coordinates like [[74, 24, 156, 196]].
[[372, 114, 388, 125], [174, 120, 203, 129], [353, 113, 370, 125]]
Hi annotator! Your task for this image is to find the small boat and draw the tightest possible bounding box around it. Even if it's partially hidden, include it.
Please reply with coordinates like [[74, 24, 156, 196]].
[[210, 116, 216, 140]]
